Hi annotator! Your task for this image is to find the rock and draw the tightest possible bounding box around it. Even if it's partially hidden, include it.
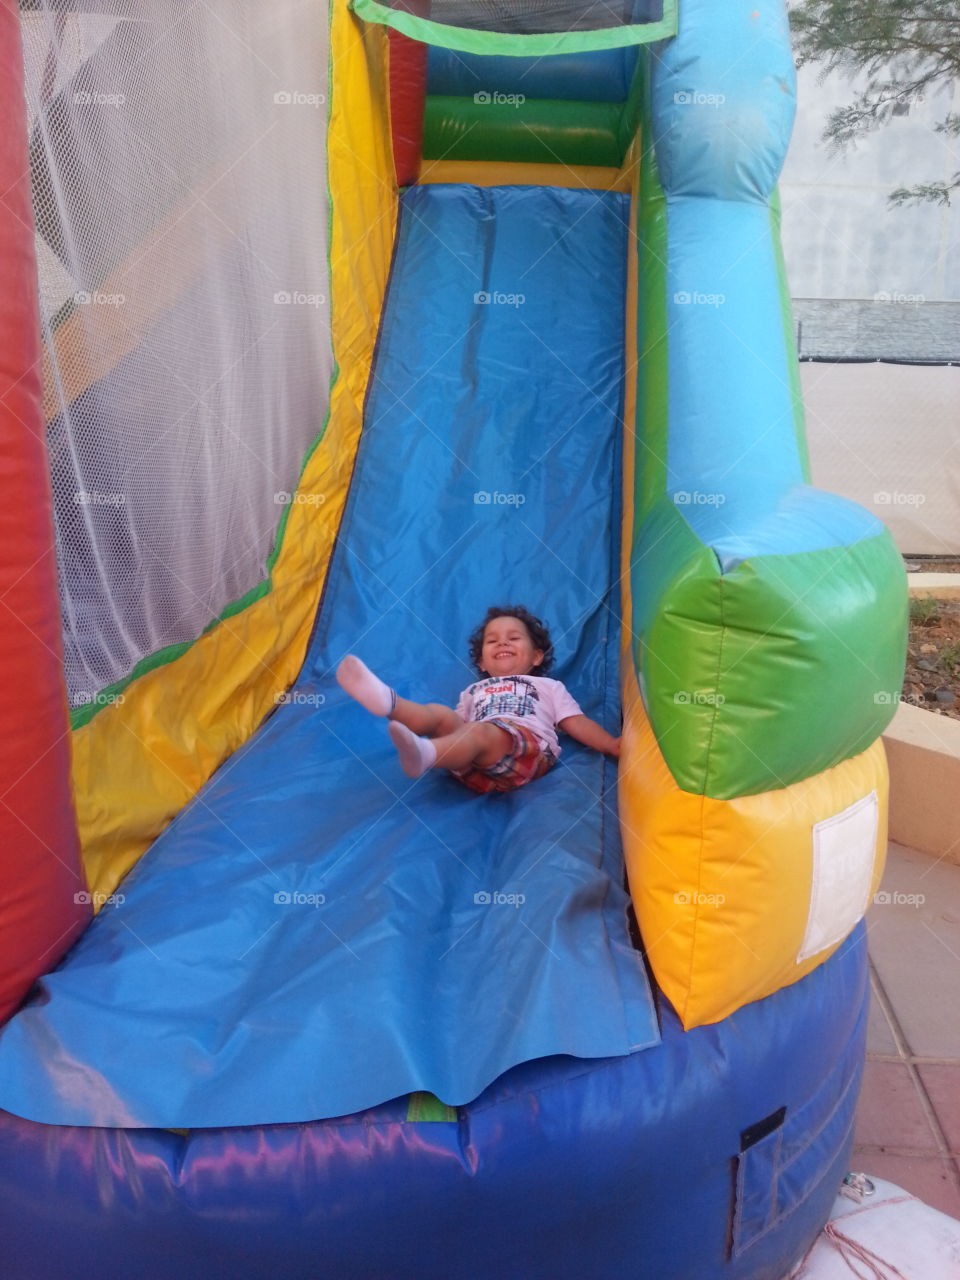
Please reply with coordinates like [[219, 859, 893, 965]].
[[920, 643, 938, 654], [934, 688, 956, 706], [916, 658, 939, 672]]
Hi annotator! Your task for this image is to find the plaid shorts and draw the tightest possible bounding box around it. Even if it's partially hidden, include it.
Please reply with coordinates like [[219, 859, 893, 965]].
[[450, 718, 556, 795]]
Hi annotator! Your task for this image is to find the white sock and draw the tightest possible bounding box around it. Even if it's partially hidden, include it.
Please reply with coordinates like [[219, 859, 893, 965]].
[[336, 654, 396, 717], [388, 721, 437, 778]]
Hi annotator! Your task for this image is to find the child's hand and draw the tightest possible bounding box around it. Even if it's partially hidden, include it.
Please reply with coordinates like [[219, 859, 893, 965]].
[[608, 737, 621, 759]]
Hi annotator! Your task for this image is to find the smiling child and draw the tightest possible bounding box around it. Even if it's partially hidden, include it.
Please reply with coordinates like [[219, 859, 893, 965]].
[[336, 605, 619, 794]]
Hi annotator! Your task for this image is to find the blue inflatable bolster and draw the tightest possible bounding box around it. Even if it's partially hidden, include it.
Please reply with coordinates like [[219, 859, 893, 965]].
[[426, 46, 639, 103], [0, 925, 869, 1280], [642, 6, 885, 566]]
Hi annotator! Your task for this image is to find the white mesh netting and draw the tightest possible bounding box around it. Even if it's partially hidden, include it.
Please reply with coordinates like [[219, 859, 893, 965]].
[[20, 1, 332, 710]]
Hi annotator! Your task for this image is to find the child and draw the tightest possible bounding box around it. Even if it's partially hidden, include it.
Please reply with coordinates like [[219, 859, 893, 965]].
[[336, 605, 620, 794]]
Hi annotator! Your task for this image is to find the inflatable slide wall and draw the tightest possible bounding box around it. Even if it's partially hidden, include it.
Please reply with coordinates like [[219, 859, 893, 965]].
[[0, 1, 907, 1276]]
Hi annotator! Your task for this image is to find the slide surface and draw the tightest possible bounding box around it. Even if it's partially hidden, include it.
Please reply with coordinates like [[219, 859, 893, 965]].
[[0, 184, 658, 1127]]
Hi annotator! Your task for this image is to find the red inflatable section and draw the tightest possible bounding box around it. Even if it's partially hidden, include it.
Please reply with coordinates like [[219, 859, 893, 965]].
[[387, 8, 428, 186], [0, 1, 89, 1023]]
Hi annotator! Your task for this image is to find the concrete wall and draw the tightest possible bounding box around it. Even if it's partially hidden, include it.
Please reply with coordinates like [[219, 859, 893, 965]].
[[782, 63, 959, 554], [781, 65, 960, 303], [802, 362, 960, 555]]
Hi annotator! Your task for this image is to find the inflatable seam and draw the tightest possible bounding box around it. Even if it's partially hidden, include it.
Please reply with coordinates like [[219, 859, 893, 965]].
[[733, 1054, 861, 1255]]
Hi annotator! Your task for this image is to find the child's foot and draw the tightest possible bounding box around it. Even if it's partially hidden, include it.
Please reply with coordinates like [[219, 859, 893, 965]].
[[388, 721, 437, 779], [336, 655, 396, 717]]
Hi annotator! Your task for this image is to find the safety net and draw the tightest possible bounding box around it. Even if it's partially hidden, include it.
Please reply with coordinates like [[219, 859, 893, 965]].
[[19, 1, 332, 720]]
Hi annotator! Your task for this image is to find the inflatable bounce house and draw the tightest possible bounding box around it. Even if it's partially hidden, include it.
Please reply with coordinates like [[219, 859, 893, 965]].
[[0, 1, 909, 1276]]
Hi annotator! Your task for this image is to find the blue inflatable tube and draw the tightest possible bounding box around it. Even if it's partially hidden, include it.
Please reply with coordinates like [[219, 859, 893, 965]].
[[426, 46, 639, 102], [0, 927, 867, 1280]]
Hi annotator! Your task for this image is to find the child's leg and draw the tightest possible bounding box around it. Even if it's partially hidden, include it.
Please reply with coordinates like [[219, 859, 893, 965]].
[[336, 655, 395, 716], [390, 696, 463, 738], [389, 719, 511, 778], [337, 656, 462, 738], [339, 656, 512, 779], [431, 721, 512, 769]]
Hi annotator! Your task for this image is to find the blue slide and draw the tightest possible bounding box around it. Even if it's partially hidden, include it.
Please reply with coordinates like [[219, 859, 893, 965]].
[[0, 184, 659, 1127]]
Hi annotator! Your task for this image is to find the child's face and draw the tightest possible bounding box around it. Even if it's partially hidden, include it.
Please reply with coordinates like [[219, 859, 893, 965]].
[[479, 616, 544, 679]]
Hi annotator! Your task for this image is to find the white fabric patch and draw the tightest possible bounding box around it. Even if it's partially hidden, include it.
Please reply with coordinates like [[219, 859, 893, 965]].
[[797, 791, 879, 964]]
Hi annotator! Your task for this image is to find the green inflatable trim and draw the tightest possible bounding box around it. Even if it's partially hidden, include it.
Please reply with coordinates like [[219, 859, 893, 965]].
[[405, 1092, 458, 1123], [351, 0, 678, 57], [422, 95, 624, 167], [635, 507, 908, 799], [770, 190, 811, 482], [634, 128, 670, 520], [618, 43, 646, 160]]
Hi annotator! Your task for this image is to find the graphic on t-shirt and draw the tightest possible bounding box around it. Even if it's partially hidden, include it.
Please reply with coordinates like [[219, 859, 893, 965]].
[[469, 676, 540, 723]]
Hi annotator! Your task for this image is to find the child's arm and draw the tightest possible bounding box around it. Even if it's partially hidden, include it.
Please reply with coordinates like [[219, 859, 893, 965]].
[[558, 714, 621, 758]]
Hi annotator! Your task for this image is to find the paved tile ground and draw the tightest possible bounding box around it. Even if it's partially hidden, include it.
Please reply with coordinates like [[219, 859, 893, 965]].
[[854, 841, 960, 1217]]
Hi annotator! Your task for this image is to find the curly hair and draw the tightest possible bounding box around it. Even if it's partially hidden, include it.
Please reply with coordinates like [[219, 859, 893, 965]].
[[467, 605, 554, 677]]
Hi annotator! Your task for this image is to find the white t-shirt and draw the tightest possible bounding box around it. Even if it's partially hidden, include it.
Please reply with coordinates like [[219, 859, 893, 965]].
[[456, 675, 583, 758]]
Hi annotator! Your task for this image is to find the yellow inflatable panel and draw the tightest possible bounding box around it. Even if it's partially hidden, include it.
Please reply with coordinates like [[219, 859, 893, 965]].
[[618, 668, 888, 1029], [73, 4, 396, 902]]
